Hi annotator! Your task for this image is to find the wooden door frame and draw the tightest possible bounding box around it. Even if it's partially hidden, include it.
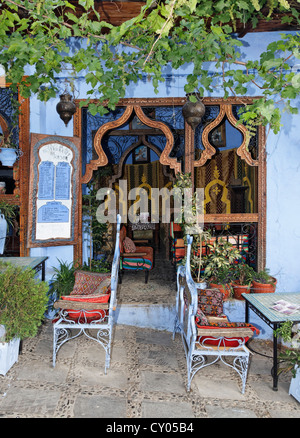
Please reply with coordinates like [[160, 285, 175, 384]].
[[73, 96, 266, 270]]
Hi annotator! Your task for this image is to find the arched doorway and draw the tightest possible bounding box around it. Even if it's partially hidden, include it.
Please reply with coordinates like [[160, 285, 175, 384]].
[[77, 101, 185, 266]]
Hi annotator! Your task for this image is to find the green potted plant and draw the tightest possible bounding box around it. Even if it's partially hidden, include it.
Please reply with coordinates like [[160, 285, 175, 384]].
[[0, 261, 48, 375], [203, 239, 242, 299], [274, 321, 300, 403], [173, 172, 210, 287], [82, 180, 108, 271], [251, 268, 277, 293], [50, 259, 77, 299], [231, 262, 255, 300]]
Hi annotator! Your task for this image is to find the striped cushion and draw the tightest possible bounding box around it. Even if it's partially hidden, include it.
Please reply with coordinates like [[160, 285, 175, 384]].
[[122, 257, 152, 270]]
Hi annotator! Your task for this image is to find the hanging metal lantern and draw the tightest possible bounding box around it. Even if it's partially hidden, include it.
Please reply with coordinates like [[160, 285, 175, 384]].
[[56, 92, 76, 127], [182, 95, 205, 130]]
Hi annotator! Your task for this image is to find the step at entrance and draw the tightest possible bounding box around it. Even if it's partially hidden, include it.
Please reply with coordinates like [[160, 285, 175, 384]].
[[116, 255, 177, 331]]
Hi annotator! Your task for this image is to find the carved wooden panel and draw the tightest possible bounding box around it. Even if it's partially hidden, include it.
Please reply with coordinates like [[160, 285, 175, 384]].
[[28, 134, 81, 247], [82, 104, 181, 184], [195, 103, 258, 168]]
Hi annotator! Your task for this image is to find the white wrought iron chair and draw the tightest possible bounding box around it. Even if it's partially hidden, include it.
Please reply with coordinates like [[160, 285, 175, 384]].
[[52, 214, 121, 373], [173, 235, 259, 394]]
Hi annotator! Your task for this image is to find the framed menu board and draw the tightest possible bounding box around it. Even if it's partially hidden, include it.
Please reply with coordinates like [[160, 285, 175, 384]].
[[28, 134, 81, 247]]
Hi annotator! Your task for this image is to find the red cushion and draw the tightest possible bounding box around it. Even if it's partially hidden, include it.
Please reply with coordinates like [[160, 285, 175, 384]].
[[61, 293, 110, 303], [61, 292, 110, 322], [196, 324, 259, 347], [66, 309, 108, 323]]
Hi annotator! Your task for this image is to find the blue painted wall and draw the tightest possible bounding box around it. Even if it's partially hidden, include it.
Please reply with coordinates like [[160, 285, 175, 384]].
[[28, 32, 300, 337]]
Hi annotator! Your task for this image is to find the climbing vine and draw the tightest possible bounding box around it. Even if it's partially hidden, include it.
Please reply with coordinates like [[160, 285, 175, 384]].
[[0, 0, 299, 135]]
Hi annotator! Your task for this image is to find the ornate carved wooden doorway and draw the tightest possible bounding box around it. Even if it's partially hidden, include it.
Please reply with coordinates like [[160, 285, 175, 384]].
[[74, 98, 187, 262], [73, 97, 266, 270]]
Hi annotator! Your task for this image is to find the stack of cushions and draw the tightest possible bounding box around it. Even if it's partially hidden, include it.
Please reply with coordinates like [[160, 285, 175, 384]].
[[61, 271, 111, 321], [195, 287, 259, 346]]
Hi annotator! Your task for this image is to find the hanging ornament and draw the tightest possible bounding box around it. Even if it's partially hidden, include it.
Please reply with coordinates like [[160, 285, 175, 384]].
[[182, 95, 205, 130], [56, 92, 76, 127]]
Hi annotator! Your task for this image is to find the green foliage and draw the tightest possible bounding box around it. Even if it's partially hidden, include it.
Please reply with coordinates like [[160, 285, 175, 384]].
[[50, 259, 77, 298], [81, 258, 111, 273], [252, 268, 276, 284], [0, 263, 48, 341], [231, 262, 255, 285], [0, 200, 17, 228], [82, 179, 108, 270], [274, 321, 300, 377], [203, 239, 242, 283], [174, 172, 209, 282], [0, 0, 299, 136]]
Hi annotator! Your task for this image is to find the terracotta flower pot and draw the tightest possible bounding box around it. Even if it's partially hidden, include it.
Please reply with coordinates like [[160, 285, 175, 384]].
[[232, 283, 251, 300], [209, 282, 232, 300], [251, 277, 277, 294]]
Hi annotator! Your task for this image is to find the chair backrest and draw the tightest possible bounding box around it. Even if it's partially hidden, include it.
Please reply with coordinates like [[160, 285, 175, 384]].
[[109, 214, 121, 311], [176, 235, 198, 349]]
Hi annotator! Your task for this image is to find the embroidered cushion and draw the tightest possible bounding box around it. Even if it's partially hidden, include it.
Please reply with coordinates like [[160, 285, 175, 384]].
[[123, 237, 136, 253], [198, 288, 224, 316], [94, 277, 111, 294], [195, 307, 209, 326], [70, 271, 111, 296]]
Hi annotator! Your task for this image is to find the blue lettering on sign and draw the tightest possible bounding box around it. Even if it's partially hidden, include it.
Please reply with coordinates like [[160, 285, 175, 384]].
[[55, 162, 71, 200], [37, 201, 69, 223], [38, 161, 55, 199]]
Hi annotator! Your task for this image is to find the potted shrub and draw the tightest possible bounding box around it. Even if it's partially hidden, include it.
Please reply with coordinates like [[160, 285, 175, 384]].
[[274, 321, 300, 403], [82, 180, 108, 270], [0, 262, 48, 375], [252, 268, 277, 293], [231, 262, 255, 300], [203, 239, 242, 299]]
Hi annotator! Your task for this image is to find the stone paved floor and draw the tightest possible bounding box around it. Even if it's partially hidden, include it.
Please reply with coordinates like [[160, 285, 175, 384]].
[[0, 321, 300, 418], [1, 254, 300, 418]]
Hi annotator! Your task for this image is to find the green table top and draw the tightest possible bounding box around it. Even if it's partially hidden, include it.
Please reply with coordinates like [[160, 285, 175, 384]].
[[0, 256, 48, 270], [242, 292, 300, 324]]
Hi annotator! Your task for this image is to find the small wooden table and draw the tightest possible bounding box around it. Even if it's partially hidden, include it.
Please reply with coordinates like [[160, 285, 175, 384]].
[[0, 256, 48, 281], [243, 292, 300, 391]]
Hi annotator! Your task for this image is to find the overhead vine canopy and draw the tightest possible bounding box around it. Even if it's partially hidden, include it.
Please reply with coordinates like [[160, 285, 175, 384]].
[[0, 0, 299, 135]]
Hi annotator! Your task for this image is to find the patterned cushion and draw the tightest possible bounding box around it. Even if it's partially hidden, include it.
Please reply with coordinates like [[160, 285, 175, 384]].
[[94, 277, 111, 294], [123, 237, 136, 253], [70, 271, 111, 296], [195, 307, 209, 326], [196, 322, 260, 347], [198, 288, 224, 316]]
